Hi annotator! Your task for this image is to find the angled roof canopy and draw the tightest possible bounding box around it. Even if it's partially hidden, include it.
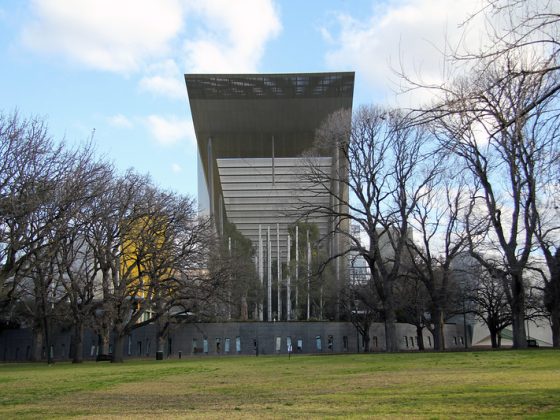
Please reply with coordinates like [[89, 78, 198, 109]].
[[186, 72, 355, 160], [185, 72, 354, 255]]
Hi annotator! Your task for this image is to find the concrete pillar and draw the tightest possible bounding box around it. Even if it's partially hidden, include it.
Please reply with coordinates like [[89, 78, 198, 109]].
[[295, 225, 299, 320], [307, 229, 311, 320], [258, 224, 263, 321], [207, 137, 214, 220], [277, 223, 281, 321], [287, 233, 291, 321], [218, 194, 224, 236], [227, 236, 231, 320], [267, 226, 272, 322]]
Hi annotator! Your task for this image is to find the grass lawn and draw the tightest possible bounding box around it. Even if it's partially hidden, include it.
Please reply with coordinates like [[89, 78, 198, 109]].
[[0, 350, 559, 419]]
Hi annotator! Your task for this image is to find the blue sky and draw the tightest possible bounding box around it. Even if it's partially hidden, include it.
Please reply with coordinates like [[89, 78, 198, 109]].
[[0, 0, 484, 198]]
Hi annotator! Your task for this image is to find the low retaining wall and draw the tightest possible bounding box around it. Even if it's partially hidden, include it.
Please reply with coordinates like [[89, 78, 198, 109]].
[[0, 321, 468, 361]]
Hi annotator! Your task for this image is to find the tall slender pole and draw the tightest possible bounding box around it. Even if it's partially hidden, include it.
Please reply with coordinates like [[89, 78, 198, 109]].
[[295, 225, 299, 320], [307, 229, 311, 320], [463, 293, 468, 349], [258, 224, 263, 321], [277, 223, 282, 321], [334, 144, 341, 320], [267, 226, 272, 322], [287, 234, 291, 321], [227, 237, 232, 320]]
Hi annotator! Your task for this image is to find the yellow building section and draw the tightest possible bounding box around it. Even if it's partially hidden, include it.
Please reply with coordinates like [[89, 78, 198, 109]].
[[120, 215, 171, 300]]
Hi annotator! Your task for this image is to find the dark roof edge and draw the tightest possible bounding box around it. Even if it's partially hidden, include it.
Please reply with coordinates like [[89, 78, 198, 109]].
[[185, 71, 355, 78]]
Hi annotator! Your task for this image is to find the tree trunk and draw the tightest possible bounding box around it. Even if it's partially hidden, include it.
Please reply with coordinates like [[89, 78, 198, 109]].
[[31, 324, 43, 362], [382, 280, 398, 352], [384, 318, 398, 352], [546, 270, 560, 348], [111, 333, 125, 363], [489, 328, 498, 349], [362, 332, 371, 352], [549, 304, 560, 348], [156, 335, 165, 356], [240, 294, 248, 321], [98, 323, 111, 356], [416, 326, 425, 351], [433, 309, 445, 351], [155, 318, 167, 360], [550, 305, 560, 348], [42, 307, 53, 364], [71, 322, 84, 363], [510, 273, 528, 349]]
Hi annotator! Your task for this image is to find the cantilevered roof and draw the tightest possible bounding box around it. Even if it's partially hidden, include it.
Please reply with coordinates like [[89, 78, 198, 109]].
[[186, 72, 354, 159], [185, 72, 354, 252], [186, 72, 355, 100]]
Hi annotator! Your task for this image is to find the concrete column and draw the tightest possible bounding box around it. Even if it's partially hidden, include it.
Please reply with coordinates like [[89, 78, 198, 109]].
[[218, 194, 224, 236], [277, 223, 281, 321], [307, 229, 311, 320], [295, 225, 299, 320], [207, 137, 214, 220], [258, 224, 263, 321], [227, 237, 231, 320], [287, 233, 291, 321], [267, 226, 272, 322]]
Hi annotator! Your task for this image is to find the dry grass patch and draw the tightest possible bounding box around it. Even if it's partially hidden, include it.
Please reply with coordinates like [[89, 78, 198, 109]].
[[0, 350, 559, 418]]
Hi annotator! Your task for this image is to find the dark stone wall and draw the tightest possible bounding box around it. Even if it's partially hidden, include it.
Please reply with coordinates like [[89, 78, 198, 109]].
[[0, 321, 468, 362]]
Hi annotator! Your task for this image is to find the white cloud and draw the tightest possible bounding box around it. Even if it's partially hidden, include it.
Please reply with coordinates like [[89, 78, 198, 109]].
[[22, 0, 184, 73], [171, 163, 183, 174], [107, 114, 133, 129], [322, 0, 487, 106], [145, 115, 195, 146], [20, 0, 282, 99], [183, 0, 282, 73], [139, 59, 186, 100]]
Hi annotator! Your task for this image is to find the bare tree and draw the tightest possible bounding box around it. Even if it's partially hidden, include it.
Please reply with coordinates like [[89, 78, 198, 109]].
[[81, 170, 145, 359], [18, 242, 62, 363], [106, 176, 172, 362], [0, 112, 67, 314], [341, 276, 382, 353], [303, 105, 439, 352], [142, 191, 213, 360], [0, 112, 219, 362], [53, 153, 113, 363], [0, 112, 110, 362], [463, 0, 560, 123], [102, 178, 213, 363], [536, 249, 560, 347], [431, 49, 560, 348], [395, 271, 432, 350], [405, 175, 469, 350], [467, 263, 512, 348], [221, 221, 259, 321], [533, 179, 560, 346], [398, 0, 560, 349], [56, 231, 100, 363]]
